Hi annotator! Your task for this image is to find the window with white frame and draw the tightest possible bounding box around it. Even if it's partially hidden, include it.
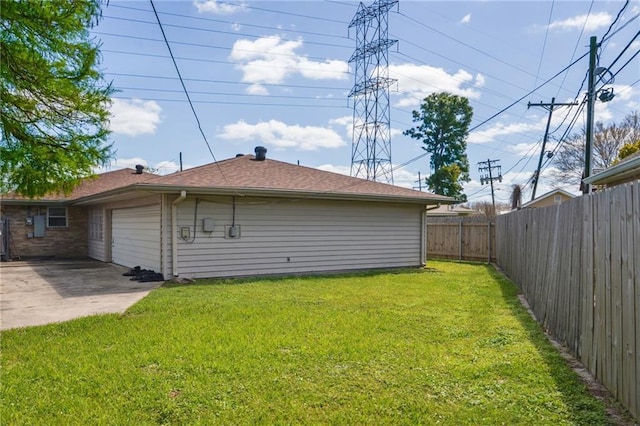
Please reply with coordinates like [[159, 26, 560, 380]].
[[553, 195, 562, 204], [89, 208, 103, 240], [47, 207, 67, 227]]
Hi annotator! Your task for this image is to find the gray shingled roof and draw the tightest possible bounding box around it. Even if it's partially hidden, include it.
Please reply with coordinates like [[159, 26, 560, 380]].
[[4, 154, 453, 205]]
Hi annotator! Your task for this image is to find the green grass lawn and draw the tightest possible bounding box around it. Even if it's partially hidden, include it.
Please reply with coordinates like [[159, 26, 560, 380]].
[[1, 261, 609, 425]]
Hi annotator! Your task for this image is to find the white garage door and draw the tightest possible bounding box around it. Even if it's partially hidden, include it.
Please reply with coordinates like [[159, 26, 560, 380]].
[[112, 205, 161, 271]]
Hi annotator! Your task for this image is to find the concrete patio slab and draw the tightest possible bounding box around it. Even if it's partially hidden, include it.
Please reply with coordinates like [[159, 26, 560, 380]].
[[0, 259, 162, 330]]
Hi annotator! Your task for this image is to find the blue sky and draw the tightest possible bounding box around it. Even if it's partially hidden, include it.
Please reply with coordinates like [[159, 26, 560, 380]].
[[93, 0, 640, 204]]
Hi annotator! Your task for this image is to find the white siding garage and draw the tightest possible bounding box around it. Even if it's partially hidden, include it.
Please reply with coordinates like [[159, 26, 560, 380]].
[[172, 197, 424, 279], [112, 205, 161, 271]]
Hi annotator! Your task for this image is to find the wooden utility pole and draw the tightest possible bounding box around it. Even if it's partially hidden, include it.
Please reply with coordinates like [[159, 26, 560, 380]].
[[527, 97, 578, 201], [584, 35, 598, 194], [478, 159, 502, 214], [413, 171, 424, 191]]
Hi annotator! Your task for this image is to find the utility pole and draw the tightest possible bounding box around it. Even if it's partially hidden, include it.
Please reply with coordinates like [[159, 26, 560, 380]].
[[413, 171, 424, 191], [478, 159, 502, 215], [584, 35, 598, 194], [527, 97, 578, 201]]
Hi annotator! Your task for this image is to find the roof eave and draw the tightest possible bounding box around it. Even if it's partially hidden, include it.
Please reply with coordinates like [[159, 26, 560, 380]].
[[90, 184, 454, 205], [583, 157, 640, 185]]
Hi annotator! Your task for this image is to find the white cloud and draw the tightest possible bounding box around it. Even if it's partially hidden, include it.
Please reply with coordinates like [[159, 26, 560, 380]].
[[475, 73, 486, 87], [194, 0, 245, 15], [507, 142, 540, 157], [246, 84, 269, 95], [109, 99, 162, 136], [390, 64, 482, 108], [231, 23, 242, 32], [460, 13, 471, 24], [217, 119, 347, 151], [229, 35, 348, 90], [316, 164, 418, 189], [468, 121, 542, 144], [97, 158, 192, 175], [547, 12, 611, 32]]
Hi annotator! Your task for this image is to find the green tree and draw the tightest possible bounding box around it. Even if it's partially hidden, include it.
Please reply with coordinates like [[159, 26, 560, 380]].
[[1, 0, 113, 198], [403, 92, 473, 201], [616, 140, 640, 162]]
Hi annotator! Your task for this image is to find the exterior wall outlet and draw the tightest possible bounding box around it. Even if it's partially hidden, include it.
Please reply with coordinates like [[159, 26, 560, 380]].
[[180, 227, 190, 239]]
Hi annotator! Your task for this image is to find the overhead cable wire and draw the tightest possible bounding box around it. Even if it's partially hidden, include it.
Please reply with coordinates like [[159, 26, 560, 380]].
[[397, 11, 560, 82], [111, 96, 350, 108], [102, 48, 350, 78], [530, 1, 555, 102], [557, 0, 594, 99], [109, 3, 349, 40], [105, 72, 348, 91], [103, 15, 352, 50], [114, 86, 347, 102], [214, 0, 347, 24], [149, 0, 218, 164], [96, 31, 345, 62], [600, 0, 630, 43]]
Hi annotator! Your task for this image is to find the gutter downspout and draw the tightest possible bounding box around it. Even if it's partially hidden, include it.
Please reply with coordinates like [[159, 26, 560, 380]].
[[172, 191, 187, 277]]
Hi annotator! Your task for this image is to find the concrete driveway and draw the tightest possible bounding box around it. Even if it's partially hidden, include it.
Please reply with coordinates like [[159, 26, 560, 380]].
[[0, 259, 162, 330]]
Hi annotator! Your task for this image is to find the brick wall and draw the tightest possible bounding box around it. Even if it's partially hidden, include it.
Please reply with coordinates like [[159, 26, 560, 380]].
[[1, 205, 88, 259]]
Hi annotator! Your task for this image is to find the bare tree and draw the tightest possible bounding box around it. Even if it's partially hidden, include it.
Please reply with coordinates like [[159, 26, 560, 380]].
[[552, 111, 640, 186]]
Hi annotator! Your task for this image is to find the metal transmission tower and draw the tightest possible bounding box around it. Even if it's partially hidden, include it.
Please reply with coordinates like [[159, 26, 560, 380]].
[[348, 0, 398, 183]]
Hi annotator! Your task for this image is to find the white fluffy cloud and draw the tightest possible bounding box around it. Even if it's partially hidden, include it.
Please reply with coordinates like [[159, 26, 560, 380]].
[[97, 158, 191, 175], [194, 0, 245, 15], [316, 163, 418, 189], [109, 99, 162, 136], [390, 64, 482, 108], [229, 35, 349, 92], [217, 119, 347, 151], [468, 121, 542, 144], [547, 12, 612, 32], [460, 13, 471, 24]]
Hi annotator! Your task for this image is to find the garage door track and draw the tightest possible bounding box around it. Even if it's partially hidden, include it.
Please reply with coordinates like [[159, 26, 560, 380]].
[[1, 259, 162, 330]]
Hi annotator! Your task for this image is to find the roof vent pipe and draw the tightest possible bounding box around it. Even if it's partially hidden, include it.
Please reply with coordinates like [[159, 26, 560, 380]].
[[135, 164, 144, 174], [254, 146, 267, 161]]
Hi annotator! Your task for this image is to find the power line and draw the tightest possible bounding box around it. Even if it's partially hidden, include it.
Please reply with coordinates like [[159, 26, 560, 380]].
[[149, 0, 217, 164], [102, 15, 353, 50], [102, 48, 350, 78], [109, 3, 350, 40], [105, 72, 348, 91], [600, 0, 630, 43], [110, 96, 350, 108], [114, 86, 347, 102]]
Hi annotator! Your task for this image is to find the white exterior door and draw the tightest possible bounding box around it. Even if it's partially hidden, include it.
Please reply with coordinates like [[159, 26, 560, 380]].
[[111, 205, 161, 271]]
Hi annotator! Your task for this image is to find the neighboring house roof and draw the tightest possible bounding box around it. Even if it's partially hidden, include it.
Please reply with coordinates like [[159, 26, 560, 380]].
[[426, 204, 478, 216], [2, 154, 453, 206], [521, 188, 575, 209], [1, 168, 156, 204], [583, 151, 640, 187]]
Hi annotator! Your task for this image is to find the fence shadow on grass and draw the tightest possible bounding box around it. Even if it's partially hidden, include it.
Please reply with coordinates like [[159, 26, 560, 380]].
[[487, 264, 632, 426]]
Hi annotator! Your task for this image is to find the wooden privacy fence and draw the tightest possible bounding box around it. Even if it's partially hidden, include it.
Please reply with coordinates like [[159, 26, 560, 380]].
[[426, 217, 495, 262], [496, 181, 639, 419]]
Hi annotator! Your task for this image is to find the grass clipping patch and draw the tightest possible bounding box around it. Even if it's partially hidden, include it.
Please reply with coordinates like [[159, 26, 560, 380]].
[[1, 262, 609, 425]]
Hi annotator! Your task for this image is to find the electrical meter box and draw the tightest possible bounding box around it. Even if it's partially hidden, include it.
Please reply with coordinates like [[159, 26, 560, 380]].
[[202, 218, 215, 232]]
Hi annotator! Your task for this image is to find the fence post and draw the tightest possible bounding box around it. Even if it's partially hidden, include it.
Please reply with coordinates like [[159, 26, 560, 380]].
[[488, 221, 491, 264], [459, 220, 463, 260]]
